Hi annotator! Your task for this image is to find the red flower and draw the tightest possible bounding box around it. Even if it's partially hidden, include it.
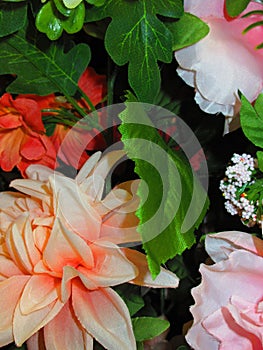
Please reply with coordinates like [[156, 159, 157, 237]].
[[49, 67, 107, 169], [0, 93, 56, 177]]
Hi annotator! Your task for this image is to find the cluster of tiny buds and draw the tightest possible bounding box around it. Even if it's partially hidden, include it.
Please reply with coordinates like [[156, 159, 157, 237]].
[[220, 153, 258, 227]]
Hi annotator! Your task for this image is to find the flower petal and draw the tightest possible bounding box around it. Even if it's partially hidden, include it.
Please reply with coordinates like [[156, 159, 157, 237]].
[[13, 298, 64, 346], [43, 219, 94, 273], [77, 240, 138, 288], [122, 248, 179, 288], [205, 231, 263, 263], [44, 301, 93, 350], [72, 282, 136, 350], [19, 275, 59, 314], [0, 276, 30, 347]]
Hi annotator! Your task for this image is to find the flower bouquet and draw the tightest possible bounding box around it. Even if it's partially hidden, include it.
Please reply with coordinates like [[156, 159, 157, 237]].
[[1, 0, 263, 349]]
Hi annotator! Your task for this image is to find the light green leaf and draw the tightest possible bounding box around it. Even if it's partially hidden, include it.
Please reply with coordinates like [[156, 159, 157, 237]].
[[36, 2, 63, 40], [166, 13, 209, 51], [0, 23, 91, 95], [86, 0, 183, 102], [119, 92, 209, 277], [240, 93, 263, 148], [226, 0, 251, 17], [132, 317, 170, 342], [0, 1, 27, 37], [36, 1, 85, 40]]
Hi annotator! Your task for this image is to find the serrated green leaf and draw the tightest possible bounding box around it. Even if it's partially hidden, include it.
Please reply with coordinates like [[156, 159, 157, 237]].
[[0, 23, 91, 95], [119, 92, 209, 277], [132, 317, 170, 342], [86, 0, 183, 102], [240, 94, 263, 148], [0, 1, 27, 37], [226, 0, 250, 17], [166, 13, 209, 51]]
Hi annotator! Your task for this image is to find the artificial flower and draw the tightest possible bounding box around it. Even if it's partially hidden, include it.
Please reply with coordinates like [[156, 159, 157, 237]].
[[50, 67, 107, 168], [0, 150, 179, 350], [186, 230, 263, 350], [0, 93, 56, 176], [174, 0, 263, 121]]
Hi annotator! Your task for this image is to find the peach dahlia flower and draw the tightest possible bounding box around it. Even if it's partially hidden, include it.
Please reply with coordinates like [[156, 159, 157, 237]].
[[174, 0, 263, 119], [0, 150, 179, 350], [186, 231, 263, 350]]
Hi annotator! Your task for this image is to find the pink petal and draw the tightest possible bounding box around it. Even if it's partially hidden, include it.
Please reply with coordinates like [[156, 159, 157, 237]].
[[75, 151, 102, 185], [10, 179, 50, 203], [43, 219, 94, 273], [205, 231, 263, 262], [19, 275, 59, 314], [26, 330, 45, 350], [0, 276, 30, 347], [13, 298, 64, 346], [122, 248, 179, 288], [77, 240, 138, 287], [44, 301, 93, 350], [72, 282, 136, 350], [5, 217, 33, 274], [0, 255, 23, 279], [49, 175, 101, 241], [203, 306, 263, 350]]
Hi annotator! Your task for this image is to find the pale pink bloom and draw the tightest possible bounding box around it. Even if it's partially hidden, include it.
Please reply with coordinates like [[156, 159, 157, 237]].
[[186, 231, 263, 350], [0, 151, 179, 350], [174, 0, 263, 119]]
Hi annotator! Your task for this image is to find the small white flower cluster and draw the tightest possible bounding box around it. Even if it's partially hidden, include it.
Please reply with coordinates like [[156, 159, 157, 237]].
[[220, 153, 258, 226]]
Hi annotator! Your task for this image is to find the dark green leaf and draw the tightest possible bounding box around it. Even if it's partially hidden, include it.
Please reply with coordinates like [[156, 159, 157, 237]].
[[86, 0, 106, 6], [166, 13, 209, 51], [132, 317, 170, 342], [115, 285, 145, 316], [226, 0, 250, 17], [0, 1, 27, 37], [119, 92, 209, 277], [240, 94, 263, 148], [86, 0, 183, 102], [257, 151, 263, 172], [0, 23, 91, 95]]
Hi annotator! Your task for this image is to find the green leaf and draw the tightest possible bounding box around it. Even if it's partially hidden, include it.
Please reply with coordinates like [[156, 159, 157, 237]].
[[86, 0, 183, 102], [62, 2, 85, 34], [240, 93, 263, 148], [36, 1, 85, 40], [166, 13, 209, 51], [119, 92, 209, 277], [257, 151, 263, 172], [226, 0, 250, 17], [53, 0, 73, 16], [132, 317, 170, 342], [115, 285, 145, 316], [0, 23, 91, 95], [86, 0, 106, 6], [36, 2, 63, 40], [0, 1, 27, 37]]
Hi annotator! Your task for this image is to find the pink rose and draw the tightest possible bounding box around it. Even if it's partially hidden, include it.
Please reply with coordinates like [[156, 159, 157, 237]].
[[186, 231, 263, 349], [174, 0, 263, 120]]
